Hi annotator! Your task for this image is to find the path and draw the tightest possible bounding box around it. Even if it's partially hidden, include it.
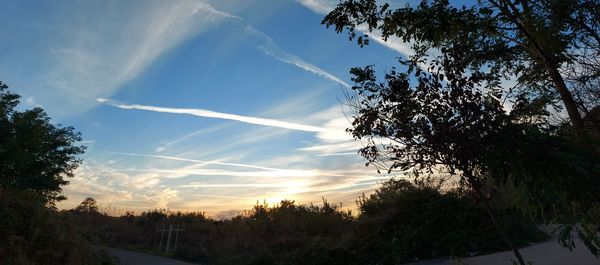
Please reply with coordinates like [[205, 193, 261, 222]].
[[408, 228, 600, 265], [100, 247, 197, 265]]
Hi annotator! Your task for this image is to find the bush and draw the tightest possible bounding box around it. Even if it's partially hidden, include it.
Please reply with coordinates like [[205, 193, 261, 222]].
[[352, 179, 544, 264], [72, 180, 545, 265], [0, 189, 118, 265]]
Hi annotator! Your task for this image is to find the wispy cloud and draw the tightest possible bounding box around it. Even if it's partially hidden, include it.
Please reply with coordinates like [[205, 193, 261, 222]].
[[6, 1, 241, 119], [299, 141, 360, 153], [295, 0, 339, 14], [245, 26, 351, 88], [317, 152, 357, 157], [61, 153, 389, 213], [97, 98, 326, 132], [194, 194, 248, 199]]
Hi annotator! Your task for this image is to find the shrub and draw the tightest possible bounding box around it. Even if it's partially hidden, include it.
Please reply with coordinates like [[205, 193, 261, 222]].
[[351, 179, 544, 264], [73, 180, 545, 265], [0, 189, 118, 265]]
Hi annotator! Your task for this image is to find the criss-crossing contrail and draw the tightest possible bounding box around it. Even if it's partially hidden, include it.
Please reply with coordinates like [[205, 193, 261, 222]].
[[105, 151, 283, 171]]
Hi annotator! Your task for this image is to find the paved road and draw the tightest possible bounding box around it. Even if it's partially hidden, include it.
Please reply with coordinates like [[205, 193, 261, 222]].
[[407, 228, 600, 265], [407, 240, 599, 265], [100, 247, 197, 265]]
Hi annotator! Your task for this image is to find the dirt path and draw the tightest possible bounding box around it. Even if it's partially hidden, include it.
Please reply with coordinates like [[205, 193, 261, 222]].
[[100, 247, 197, 265]]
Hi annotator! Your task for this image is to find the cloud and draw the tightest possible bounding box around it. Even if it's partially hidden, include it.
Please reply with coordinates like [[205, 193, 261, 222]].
[[245, 26, 351, 88], [60, 155, 386, 211], [316, 152, 357, 156], [60, 148, 391, 213], [8, 0, 241, 119], [295, 0, 339, 14], [97, 98, 326, 132], [82, 102, 386, 213], [299, 141, 361, 153], [296, 105, 369, 156]]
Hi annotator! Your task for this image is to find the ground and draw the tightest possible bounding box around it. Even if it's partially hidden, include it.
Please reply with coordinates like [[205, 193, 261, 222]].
[[410, 226, 599, 265], [101, 228, 599, 265], [100, 247, 196, 265]]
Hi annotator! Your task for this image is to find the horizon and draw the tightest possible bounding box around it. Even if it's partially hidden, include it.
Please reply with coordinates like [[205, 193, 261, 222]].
[[0, 0, 411, 215]]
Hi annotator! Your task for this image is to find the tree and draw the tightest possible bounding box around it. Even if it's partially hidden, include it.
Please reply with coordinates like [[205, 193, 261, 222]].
[[323, 0, 600, 139], [73, 197, 99, 214], [0, 81, 85, 203], [354, 179, 541, 264], [322, 1, 600, 263]]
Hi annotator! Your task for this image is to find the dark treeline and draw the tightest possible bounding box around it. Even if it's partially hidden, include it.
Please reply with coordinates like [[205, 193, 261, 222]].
[[71, 179, 545, 265]]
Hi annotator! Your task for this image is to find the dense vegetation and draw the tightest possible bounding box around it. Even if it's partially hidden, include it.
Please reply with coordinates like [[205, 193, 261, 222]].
[[323, 0, 600, 263], [0, 83, 116, 265], [0, 190, 118, 265], [72, 179, 545, 265]]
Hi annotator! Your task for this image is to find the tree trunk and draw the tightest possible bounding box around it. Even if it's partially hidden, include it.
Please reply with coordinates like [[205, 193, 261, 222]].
[[463, 169, 528, 265], [475, 188, 528, 265], [493, 0, 587, 138], [546, 64, 587, 138]]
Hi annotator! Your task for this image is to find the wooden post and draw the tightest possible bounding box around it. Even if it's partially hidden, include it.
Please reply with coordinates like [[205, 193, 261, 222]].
[[158, 224, 166, 252], [160, 224, 165, 252], [165, 224, 173, 253], [156, 223, 183, 253], [174, 224, 180, 252]]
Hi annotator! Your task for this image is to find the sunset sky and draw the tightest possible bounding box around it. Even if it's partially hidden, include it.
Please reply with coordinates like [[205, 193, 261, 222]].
[[0, 0, 413, 216]]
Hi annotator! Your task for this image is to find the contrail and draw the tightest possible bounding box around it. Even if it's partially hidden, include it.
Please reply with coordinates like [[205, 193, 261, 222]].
[[97, 98, 326, 132], [105, 151, 283, 171], [194, 2, 242, 20], [245, 26, 351, 88], [182, 183, 296, 188], [295, 0, 422, 66]]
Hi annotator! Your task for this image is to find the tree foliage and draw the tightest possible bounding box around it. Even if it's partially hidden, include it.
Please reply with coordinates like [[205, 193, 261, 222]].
[[0, 190, 118, 265], [0, 82, 85, 203], [353, 179, 543, 264], [324, 0, 600, 138], [73, 197, 99, 214], [322, 0, 600, 259]]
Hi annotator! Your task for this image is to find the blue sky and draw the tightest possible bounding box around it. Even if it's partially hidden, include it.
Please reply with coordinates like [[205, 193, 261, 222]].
[[1, 0, 414, 216]]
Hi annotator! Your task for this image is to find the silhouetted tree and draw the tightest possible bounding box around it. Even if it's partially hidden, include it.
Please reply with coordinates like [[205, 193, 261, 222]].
[[323, 0, 600, 139], [73, 197, 99, 214], [322, 1, 600, 263], [0, 81, 85, 203], [343, 58, 538, 264], [353, 179, 539, 264]]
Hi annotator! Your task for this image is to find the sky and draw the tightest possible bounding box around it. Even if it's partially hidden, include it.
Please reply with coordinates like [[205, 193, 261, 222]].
[[0, 0, 415, 217]]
